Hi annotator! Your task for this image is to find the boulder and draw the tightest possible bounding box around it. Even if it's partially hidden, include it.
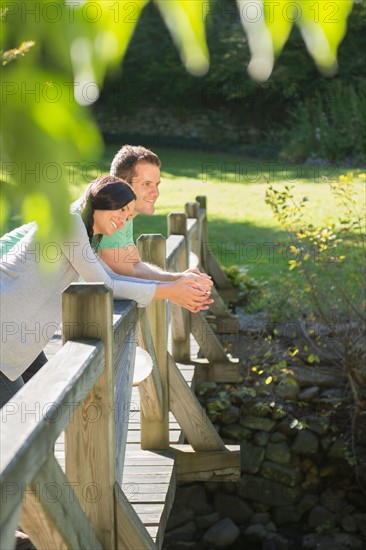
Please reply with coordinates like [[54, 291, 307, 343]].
[[243, 523, 267, 542], [164, 521, 197, 542], [195, 513, 220, 530], [260, 461, 303, 487], [240, 415, 276, 432], [238, 474, 301, 506], [274, 380, 300, 401], [266, 441, 291, 464], [221, 424, 251, 440], [241, 441, 265, 473], [341, 514, 358, 533], [166, 509, 195, 530], [298, 386, 320, 402], [292, 430, 319, 455], [308, 505, 336, 530], [213, 493, 253, 524], [203, 518, 240, 547], [254, 431, 270, 446]]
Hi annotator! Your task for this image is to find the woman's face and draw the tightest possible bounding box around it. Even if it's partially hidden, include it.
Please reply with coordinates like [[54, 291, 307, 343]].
[[93, 200, 135, 235]]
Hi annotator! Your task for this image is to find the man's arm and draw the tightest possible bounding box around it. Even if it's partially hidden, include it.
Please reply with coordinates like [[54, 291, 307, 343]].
[[100, 244, 178, 281]]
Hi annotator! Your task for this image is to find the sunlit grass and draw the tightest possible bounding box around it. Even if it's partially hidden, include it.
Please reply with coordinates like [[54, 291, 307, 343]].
[[68, 145, 364, 313]]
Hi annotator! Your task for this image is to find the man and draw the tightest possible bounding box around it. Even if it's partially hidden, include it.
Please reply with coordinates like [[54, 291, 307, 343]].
[[98, 145, 213, 312]]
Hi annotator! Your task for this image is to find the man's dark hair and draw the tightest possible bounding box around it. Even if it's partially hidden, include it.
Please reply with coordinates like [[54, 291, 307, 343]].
[[110, 145, 161, 183]]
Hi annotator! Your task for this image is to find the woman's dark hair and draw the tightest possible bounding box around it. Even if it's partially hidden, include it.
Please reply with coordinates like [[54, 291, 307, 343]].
[[80, 175, 136, 247]]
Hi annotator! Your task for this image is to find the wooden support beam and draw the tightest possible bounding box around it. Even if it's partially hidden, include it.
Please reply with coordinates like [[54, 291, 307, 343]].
[[168, 213, 191, 363], [137, 235, 169, 450], [62, 284, 116, 549], [20, 454, 102, 550], [192, 358, 242, 383], [168, 353, 225, 451], [206, 252, 234, 290], [133, 346, 163, 422], [190, 312, 230, 363], [114, 483, 157, 550], [172, 444, 241, 483]]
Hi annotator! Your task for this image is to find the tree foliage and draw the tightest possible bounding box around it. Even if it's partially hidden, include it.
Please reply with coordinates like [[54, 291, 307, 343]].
[[0, 0, 356, 235]]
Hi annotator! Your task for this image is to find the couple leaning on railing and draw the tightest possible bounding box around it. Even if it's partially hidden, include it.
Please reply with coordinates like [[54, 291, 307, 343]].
[[0, 145, 214, 410]]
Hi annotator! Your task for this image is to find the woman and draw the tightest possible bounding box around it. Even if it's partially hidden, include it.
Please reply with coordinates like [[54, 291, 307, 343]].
[[1, 175, 211, 408]]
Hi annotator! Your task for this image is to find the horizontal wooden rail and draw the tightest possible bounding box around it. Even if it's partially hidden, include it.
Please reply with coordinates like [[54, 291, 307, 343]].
[[1, 195, 241, 549]]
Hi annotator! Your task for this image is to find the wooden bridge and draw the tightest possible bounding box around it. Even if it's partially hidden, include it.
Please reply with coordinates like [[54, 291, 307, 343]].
[[1, 197, 242, 549]]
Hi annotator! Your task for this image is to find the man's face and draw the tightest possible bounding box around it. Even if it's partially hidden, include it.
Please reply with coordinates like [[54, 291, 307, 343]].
[[130, 161, 161, 216]]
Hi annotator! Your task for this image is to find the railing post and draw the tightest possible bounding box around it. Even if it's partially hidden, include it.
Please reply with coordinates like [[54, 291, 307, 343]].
[[168, 213, 191, 363], [62, 283, 116, 549], [137, 235, 169, 449], [185, 201, 201, 264], [195, 196, 208, 271]]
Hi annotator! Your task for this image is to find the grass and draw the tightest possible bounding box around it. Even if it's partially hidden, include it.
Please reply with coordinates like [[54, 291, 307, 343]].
[[69, 145, 366, 315]]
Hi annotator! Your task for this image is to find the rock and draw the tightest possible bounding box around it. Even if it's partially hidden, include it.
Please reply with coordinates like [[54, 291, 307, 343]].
[[320, 435, 333, 451], [341, 514, 358, 533], [238, 475, 301, 506], [164, 521, 197, 542], [308, 505, 336, 530], [243, 523, 267, 542], [221, 424, 251, 440], [274, 380, 300, 400], [264, 533, 292, 550], [327, 439, 348, 459], [270, 432, 287, 443], [260, 461, 303, 487], [319, 464, 338, 477], [240, 441, 265, 473], [273, 505, 301, 525], [331, 533, 363, 548], [266, 442, 291, 464], [195, 512, 220, 529], [298, 386, 320, 402], [306, 415, 330, 435], [166, 509, 195, 530], [289, 366, 346, 387], [297, 494, 318, 516], [277, 418, 299, 438], [240, 415, 276, 432], [203, 518, 240, 547], [220, 405, 240, 425], [174, 485, 212, 515], [292, 430, 319, 455], [213, 493, 253, 524], [354, 513, 366, 536], [346, 491, 366, 511], [254, 431, 270, 446], [320, 488, 345, 513], [320, 388, 344, 399], [250, 512, 270, 525], [302, 533, 322, 549], [264, 521, 277, 532]]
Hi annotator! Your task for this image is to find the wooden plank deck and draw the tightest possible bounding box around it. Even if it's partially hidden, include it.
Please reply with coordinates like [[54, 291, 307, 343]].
[[48, 331, 199, 548]]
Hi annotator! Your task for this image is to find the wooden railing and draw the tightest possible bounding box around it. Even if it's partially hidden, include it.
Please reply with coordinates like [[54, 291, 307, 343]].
[[0, 196, 241, 550]]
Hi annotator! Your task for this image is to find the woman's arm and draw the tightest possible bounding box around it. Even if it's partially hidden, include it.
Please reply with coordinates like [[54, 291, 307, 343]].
[[60, 215, 157, 307]]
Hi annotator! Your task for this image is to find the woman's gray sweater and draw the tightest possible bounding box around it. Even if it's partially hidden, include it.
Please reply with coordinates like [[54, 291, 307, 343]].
[[0, 214, 157, 380]]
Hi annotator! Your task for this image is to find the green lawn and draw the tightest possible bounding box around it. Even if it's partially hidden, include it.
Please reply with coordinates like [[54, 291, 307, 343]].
[[70, 145, 364, 313]]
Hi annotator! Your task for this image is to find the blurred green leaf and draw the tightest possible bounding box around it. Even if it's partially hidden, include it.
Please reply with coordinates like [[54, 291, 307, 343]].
[[154, 0, 209, 75]]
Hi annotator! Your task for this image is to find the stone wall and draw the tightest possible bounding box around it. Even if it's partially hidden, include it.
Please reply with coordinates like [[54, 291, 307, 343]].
[[163, 317, 366, 549]]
